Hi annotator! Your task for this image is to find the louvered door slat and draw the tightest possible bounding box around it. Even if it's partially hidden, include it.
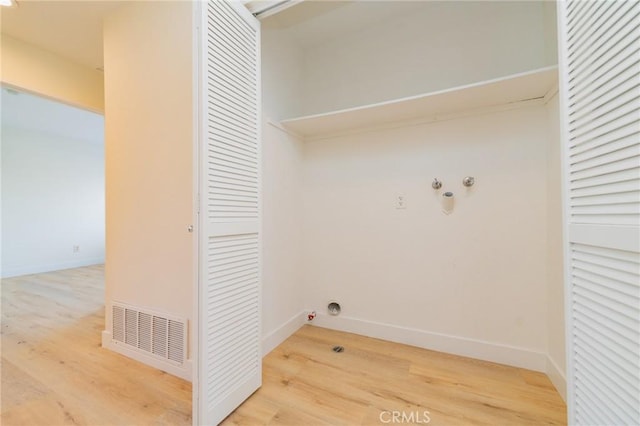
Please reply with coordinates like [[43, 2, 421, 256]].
[[569, 54, 639, 121], [575, 347, 638, 413], [569, 63, 639, 122], [570, 131, 638, 162], [209, 120, 256, 145], [567, 1, 616, 46], [559, 1, 640, 424], [571, 168, 638, 191], [209, 142, 257, 166], [570, 143, 639, 172], [570, 155, 638, 184], [206, 49, 254, 91], [207, 19, 257, 72], [569, 110, 639, 152], [571, 80, 639, 131], [209, 154, 258, 174], [198, 1, 261, 425], [574, 362, 635, 425], [209, 177, 256, 192], [571, 178, 638, 198], [569, 91, 640, 141], [207, 70, 256, 107], [208, 90, 256, 123], [574, 295, 638, 340], [570, 107, 639, 150], [573, 313, 637, 369], [567, 6, 637, 80], [571, 202, 638, 218], [575, 340, 640, 398], [209, 71, 256, 108], [209, 3, 256, 60], [574, 336, 638, 385], [210, 161, 258, 179], [566, 1, 602, 37], [572, 247, 640, 272], [210, 252, 259, 270], [210, 103, 257, 131]]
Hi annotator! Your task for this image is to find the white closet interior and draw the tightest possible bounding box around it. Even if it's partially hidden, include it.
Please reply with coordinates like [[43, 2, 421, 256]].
[[96, 1, 638, 422], [259, 0, 567, 398]]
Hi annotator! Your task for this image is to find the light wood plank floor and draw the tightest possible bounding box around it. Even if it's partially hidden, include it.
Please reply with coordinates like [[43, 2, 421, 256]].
[[1, 265, 192, 425], [2, 266, 566, 425], [225, 326, 566, 426]]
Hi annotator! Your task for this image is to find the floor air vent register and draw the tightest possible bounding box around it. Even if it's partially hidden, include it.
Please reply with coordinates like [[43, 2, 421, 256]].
[[111, 302, 186, 365]]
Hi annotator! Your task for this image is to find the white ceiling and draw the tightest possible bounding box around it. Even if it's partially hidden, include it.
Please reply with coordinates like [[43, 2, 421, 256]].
[[0, 0, 430, 72], [1, 0, 123, 69], [1, 87, 104, 143]]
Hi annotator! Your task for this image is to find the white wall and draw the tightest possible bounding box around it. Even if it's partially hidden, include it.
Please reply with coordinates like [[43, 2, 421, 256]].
[[1, 90, 104, 278], [260, 25, 306, 353], [301, 104, 552, 370], [261, 25, 303, 122], [261, 123, 305, 353], [261, 0, 565, 380], [299, 1, 556, 116], [545, 93, 566, 398], [102, 1, 194, 378], [0, 35, 105, 113]]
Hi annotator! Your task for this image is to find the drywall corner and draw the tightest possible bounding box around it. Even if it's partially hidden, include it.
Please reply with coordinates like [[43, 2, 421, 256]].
[[262, 310, 306, 356], [1, 35, 104, 113], [546, 354, 567, 401], [261, 121, 305, 353], [545, 92, 566, 397]]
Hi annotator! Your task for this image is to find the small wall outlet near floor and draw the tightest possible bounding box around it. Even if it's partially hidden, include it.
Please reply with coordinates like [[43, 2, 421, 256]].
[[395, 194, 407, 209], [73, 245, 80, 253]]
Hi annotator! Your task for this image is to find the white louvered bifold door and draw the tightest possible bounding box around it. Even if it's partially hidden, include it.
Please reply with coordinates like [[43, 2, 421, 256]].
[[197, 1, 261, 425], [558, 1, 640, 424]]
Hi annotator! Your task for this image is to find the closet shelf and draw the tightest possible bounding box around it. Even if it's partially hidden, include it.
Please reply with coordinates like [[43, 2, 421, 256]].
[[280, 66, 558, 139]]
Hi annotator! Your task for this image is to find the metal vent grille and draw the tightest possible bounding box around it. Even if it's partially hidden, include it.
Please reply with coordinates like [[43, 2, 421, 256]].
[[112, 303, 186, 364]]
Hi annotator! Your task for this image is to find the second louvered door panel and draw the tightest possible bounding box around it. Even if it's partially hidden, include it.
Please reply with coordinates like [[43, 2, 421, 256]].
[[198, 1, 261, 425], [558, 0, 640, 424]]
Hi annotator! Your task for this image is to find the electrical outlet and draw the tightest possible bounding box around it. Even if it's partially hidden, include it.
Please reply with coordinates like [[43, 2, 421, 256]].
[[395, 194, 407, 209], [73, 245, 80, 253]]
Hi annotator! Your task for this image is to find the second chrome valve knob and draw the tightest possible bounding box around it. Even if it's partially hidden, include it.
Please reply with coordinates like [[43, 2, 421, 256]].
[[432, 178, 443, 190]]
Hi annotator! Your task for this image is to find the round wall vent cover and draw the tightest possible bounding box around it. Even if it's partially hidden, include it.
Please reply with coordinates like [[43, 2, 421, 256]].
[[328, 302, 341, 315]]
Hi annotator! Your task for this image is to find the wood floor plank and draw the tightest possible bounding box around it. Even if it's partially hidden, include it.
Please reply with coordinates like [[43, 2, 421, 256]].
[[1, 266, 192, 426], [2, 266, 566, 425], [223, 325, 567, 426], [1, 359, 51, 409]]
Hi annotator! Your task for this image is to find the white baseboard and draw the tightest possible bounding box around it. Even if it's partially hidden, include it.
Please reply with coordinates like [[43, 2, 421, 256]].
[[1, 258, 105, 278], [100, 311, 563, 396], [262, 310, 306, 356], [310, 313, 548, 372], [546, 355, 567, 401], [101, 331, 192, 382]]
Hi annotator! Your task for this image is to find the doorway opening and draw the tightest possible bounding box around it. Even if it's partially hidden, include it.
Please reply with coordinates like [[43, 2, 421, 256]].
[[1, 86, 105, 278]]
